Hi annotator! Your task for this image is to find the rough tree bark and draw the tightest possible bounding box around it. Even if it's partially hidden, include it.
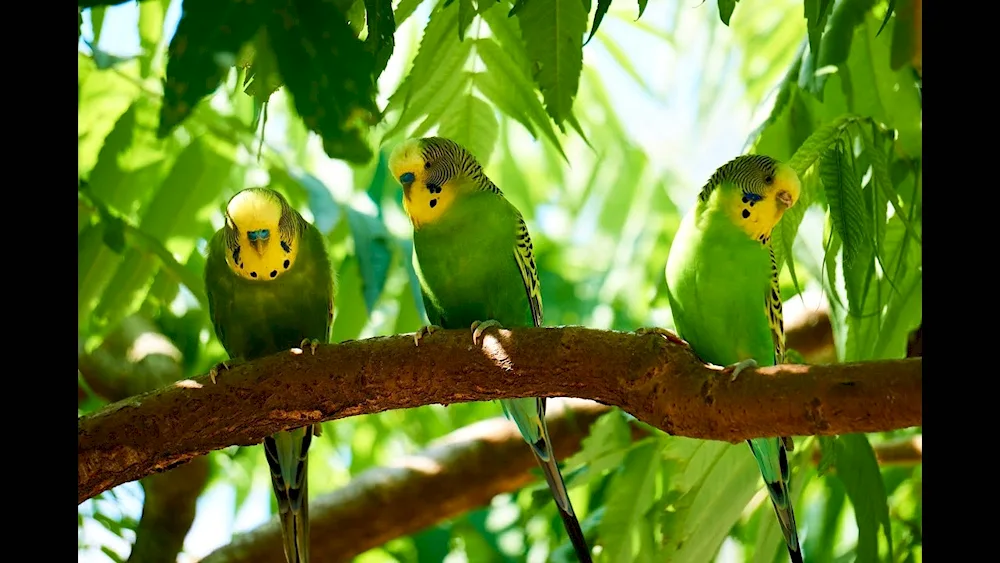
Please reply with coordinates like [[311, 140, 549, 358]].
[[200, 398, 922, 563], [78, 315, 210, 563], [78, 326, 922, 504]]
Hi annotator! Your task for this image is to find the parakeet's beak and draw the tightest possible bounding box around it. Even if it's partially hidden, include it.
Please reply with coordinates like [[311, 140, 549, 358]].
[[247, 229, 270, 256], [399, 171, 415, 198], [250, 239, 268, 256], [776, 190, 795, 209]]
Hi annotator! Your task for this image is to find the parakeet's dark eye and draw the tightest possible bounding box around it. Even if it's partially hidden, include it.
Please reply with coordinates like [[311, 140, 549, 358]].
[[764, 175, 774, 184], [744, 192, 763, 203]]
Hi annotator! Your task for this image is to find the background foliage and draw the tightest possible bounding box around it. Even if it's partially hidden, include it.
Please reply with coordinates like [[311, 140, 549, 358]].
[[78, 0, 922, 561]]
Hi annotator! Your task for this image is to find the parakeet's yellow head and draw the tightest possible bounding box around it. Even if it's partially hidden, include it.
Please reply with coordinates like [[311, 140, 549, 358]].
[[222, 187, 301, 281], [701, 154, 801, 242], [389, 137, 495, 230]]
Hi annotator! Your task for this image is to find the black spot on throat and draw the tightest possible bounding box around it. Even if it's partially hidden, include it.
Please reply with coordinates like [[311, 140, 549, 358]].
[[742, 209, 751, 219], [250, 272, 257, 278], [283, 259, 290, 269], [427, 182, 442, 194], [430, 199, 438, 208], [281, 241, 291, 253], [270, 270, 278, 278]]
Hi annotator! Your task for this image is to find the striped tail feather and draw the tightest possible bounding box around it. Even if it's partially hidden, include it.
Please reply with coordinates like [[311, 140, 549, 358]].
[[264, 425, 315, 563], [748, 438, 803, 563], [502, 397, 593, 563]]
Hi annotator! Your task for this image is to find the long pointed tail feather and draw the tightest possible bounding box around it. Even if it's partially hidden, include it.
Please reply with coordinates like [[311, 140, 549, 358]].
[[748, 439, 803, 563], [264, 426, 315, 563], [531, 443, 593, 563], [502, 398, 592, 563]]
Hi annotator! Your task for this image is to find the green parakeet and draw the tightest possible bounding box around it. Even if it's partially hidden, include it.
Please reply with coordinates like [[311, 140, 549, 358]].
[[389, 137, 593, 563], [205, 187, 335, 563], [658, 154, 803, 562]]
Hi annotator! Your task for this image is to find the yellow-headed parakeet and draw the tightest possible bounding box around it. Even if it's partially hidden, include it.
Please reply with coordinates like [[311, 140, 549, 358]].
[[388, 137, 593, 562], [205, 187, 335, 563], [653, 154, 803, 562]]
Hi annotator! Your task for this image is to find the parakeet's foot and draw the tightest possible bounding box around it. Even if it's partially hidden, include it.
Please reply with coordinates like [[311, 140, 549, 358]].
[[208, 359, 244, 384], [470, 319, 503, 346], [721, 359, 758, 382], [413, 324, 442, 347], [299, 338, 321, 355], [634, 326, 689, 347]]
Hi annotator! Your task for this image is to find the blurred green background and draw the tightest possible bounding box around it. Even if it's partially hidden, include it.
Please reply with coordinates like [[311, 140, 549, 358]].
[[78, 0, 921, 561]]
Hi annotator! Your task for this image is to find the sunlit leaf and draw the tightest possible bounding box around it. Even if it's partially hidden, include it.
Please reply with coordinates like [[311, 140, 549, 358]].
[[717, 0, 739, 26], [345, 205, 395, 314], [159, 0, 265, 137], [585, 0, 613, 46], [364, 0, 397, 76], [826, 434, 895, 561], [265, 0, 379, 163], [437, 94, 499, 166], [517, 0, 587, 128]]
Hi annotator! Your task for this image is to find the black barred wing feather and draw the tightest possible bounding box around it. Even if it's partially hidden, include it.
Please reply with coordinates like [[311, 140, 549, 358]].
[[512, 213, 543, 328], [766, 244, 785, 365]]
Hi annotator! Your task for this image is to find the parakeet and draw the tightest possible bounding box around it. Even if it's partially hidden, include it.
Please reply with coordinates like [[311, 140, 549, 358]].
[[659, 154, 804, 562], [389, 137, 593, 563], [204, 187, 335, 563]]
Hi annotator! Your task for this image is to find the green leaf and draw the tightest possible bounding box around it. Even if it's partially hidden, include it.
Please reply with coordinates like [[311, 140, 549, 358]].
[[637, 0, 648, 19], [585, 0, 612, 45], [480, 0, 531, 72], [562, 410, 633, 488], [386, 0, 473, 135], [598, 439, 663, 562], [508, 0, 528, 17], [843, 14, 922, 157], [827, 434, 894, 562], [90, 6, 107, 46], [786, 113, 857, 175], [394, 0, 427, 26], [345, 205, 394, 313], [364, 0, 396, 76], [717, 0, 739, 26], [819, 139, 869, 270], [265, 0, 379, 164], [343, 0, 367, 36], [475, 38, 566, 158], [457, 0, 475, 41], [159, 0, 265, 137], [93, 135, 234, 326], [797, 0, 874, 97], [516, 0, 587, 128], [330, 255, 371, 341], [804, 0, 833, 63], [473, 71, 536, 136], [138, 0, 168, 77], [238, 28, 284, 106], [877, 0, 897, 36], [661, 440, 763, 563], [861, 124, 920, 248], [436, 94, 499, 167]]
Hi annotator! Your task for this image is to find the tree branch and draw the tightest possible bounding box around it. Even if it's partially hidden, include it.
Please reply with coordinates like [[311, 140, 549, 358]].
[[78, 327, 922, 504], [78, 315, 211, 563]]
